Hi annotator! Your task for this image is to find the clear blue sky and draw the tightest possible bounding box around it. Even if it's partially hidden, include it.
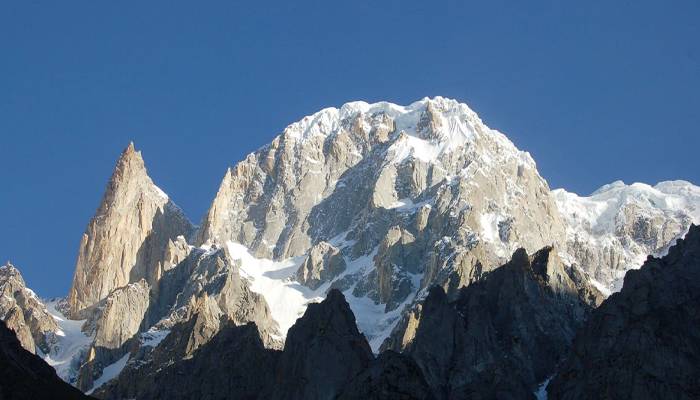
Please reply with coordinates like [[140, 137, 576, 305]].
[[1, 1, 698, 297]]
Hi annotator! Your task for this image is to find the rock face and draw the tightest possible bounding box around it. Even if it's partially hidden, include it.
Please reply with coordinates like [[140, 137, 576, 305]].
[[197, 98, 565, 265], [548, 224, 700, 400], [68, 142, 194, 318], [151, 246, 281, 346], [93, 279, 150, 350], [553, 180, 700, 291], [0, 263, 59, 354], [0, 319, 92, 400], [385, 246, 599, 400], [296, 241, 346, 289]]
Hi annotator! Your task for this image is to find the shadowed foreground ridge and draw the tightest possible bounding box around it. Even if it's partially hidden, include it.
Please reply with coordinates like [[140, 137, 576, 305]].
[[95, 288, 432, 400], [392, 246, 598, 400], [548, 224, 700, 400], [0, 320, 92, 400]]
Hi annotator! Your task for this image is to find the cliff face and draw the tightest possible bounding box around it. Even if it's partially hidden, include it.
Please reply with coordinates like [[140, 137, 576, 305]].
[[67, 142, 194, 318], [548, 224, 700, 400]]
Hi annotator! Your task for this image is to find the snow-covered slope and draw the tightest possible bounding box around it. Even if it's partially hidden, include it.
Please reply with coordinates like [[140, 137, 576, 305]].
[[41, 299, 93, 384], [553, 180, 700, 292]]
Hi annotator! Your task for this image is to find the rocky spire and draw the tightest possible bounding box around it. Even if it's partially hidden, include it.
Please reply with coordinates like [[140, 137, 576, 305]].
[[67, 142, 194, 318]]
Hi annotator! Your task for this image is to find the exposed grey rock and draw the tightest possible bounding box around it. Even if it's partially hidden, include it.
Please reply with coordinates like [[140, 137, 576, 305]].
[[374, 227, 422, 311], [548, 224, 700, 400], [93, 279, 150, 350], [0, 319, 92, 400], [0, 263, 59, 354], [76, 279, 151, 391], [152, 246, 281, 348], [68, 142, 194, 318], [296, 241, 346, 289]]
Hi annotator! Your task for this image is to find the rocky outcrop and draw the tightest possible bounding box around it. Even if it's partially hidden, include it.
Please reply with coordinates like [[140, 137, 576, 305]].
[[68, 142, 194, 318], [385, 246, 598, 399], [0, 263, 59, 354], [152, 246, 281, 347], [548, 224, 700, 400], [0, 319, 92, 399], [82, 246, 281, 393], [266, 289, 373, 400], [296, 241, 346, 289], [76, 279, 151, 391], [93, 279, 150, 350]]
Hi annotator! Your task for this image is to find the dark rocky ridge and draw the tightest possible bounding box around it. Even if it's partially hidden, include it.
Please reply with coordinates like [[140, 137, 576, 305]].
[[95, 289, 432, 400], [388, 246, 599, 400], [0, 320, 92, 400], [548, 224, 700, 400]]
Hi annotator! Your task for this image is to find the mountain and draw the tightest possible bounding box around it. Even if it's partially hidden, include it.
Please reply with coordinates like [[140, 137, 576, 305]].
[[547, 224, 700, 400], [0, 319, 92, 400], [3, 97, 699, 395], [0, 263, 59, 354], [193, 97, 571, 350]]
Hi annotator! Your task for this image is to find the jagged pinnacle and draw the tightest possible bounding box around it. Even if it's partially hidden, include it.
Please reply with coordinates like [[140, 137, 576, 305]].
[[120, 141, 139, 160]]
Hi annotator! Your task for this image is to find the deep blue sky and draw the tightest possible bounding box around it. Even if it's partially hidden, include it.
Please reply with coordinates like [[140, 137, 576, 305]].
[[1, 1, 698, 297]]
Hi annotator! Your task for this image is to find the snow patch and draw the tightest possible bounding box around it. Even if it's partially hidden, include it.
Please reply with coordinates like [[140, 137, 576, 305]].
[[140, 328, 171, 348], [87, 353, 130, 394], [534, 375, 553, 400], [226, 242, 320, 339], [42, 299, 93, 384]]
